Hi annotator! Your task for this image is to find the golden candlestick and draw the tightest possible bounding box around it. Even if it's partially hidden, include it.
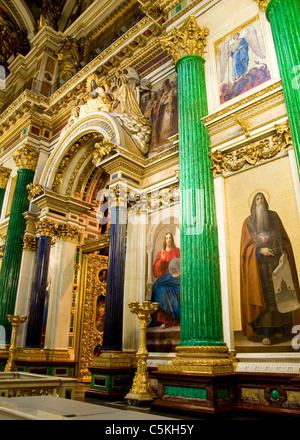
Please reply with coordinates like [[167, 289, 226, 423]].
[[4, 315, 27, 372], [125, 301, 159, 404]]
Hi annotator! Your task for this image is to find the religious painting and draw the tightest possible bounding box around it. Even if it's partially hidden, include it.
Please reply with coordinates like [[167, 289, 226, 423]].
[[146, 225, 181, 352], [140, 72, 178, 156], [225, 156, 300, 353], [215, 16, 271, 105]]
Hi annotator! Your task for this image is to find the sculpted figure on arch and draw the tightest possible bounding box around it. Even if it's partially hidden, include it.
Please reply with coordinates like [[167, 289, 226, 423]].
[[76, 69, 151, 155]]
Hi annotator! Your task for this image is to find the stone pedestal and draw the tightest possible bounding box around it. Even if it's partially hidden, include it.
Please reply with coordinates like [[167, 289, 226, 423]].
[[86, 351, 136, 399]]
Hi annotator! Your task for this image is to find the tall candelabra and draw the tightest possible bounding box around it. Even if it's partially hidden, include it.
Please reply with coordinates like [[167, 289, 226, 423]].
[[125, 301, 159, 405], [4, 315, 27, 372]]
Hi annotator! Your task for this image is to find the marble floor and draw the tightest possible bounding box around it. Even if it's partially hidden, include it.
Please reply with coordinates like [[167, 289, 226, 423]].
[[0, 392, 178, 420], [0, 382, 271, 421], [0, 382, 188, 421]]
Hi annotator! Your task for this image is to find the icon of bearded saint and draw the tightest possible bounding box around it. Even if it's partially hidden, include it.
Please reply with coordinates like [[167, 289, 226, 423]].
[[240, 192, 300, 345]]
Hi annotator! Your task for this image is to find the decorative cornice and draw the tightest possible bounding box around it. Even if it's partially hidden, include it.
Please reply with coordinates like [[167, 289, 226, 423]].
[[12, 144, 39, 171], [203, 81, 283, 125], [0, 166, 11, 189], [159, 15, 209, 64], [209, 122, 292, 176]]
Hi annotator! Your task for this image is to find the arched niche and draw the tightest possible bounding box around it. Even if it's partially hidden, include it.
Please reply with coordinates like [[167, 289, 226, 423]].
[[40, 112, 141, 197], [146, 204, 180, 295]]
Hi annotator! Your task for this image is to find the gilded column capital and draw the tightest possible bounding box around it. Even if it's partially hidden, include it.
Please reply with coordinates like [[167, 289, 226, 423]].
[[55, 223, 80, 242], [22, 235, 38, 252], [0, 166, 11, 189], [159, 15, 209, 64], [12, 145, 39, 171], [36, 219, 56, 237], [253, 0, 271, 11]]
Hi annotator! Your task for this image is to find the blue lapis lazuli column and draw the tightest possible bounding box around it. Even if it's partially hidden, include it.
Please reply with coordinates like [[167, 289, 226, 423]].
[[102, 205, 127, 351], [25, 235, 52, 348]]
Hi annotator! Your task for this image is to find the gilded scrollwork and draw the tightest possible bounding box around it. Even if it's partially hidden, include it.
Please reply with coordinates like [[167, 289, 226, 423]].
[[27, 181, 44, 201], [92, 137, 115, 165], [254, 0, 270, 11], [209, 122, 292, 176], [0, 166, 11, 189], [233, 114, 252, 138], [78, 254, 108, 381]]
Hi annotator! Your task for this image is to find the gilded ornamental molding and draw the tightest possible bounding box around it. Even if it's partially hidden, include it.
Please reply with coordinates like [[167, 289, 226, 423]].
[[254, 0, 271, 11], [0, 166, 11, 189], [233, 115, 252, 138], [159, 15, 209, 63], [27, 181, 45, 201], [209, 122, 292, 176], [92, 137, 116, 165]]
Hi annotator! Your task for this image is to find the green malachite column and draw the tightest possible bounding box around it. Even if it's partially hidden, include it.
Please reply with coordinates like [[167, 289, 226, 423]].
[[0, 167, 11, 216], [177, 53, 224, 347], [159, 15, 232, 373], [0, 145, 39, 344], [266, 0, 300, 173]]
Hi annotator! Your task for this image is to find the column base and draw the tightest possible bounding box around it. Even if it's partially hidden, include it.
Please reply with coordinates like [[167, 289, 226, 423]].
[[151, 369, 237, 415], [157, 345, 233, 374], [86, 351, 137, 400], [151, 345, 235, 414]]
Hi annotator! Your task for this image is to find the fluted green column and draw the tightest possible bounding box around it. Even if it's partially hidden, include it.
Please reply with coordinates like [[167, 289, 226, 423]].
[[266, 0, 300, 173], [176, 53, 224, 347], [159, 16, 231, 372], [0, 145, 39, 344]]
